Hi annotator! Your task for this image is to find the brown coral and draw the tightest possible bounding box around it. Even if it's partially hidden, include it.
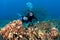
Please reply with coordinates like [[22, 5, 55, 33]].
[[0, 20, 60, 40]]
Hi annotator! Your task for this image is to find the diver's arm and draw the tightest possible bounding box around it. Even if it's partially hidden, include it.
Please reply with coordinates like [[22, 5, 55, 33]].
[[33, 15, 38, 21], [33, 16, 39, 23]]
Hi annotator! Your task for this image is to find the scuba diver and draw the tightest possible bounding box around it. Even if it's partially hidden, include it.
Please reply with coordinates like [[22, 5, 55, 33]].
[[17, 11, 39, 28], [22, 11, 39, 27], [26, 11, 38, 23], [21, 11, 39, 23]]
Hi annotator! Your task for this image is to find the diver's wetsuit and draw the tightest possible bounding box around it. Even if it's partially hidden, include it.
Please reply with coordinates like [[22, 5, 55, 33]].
[[22, 11, 38, 23], [22, 15, 38, 23], [26, 14, 38, 23]]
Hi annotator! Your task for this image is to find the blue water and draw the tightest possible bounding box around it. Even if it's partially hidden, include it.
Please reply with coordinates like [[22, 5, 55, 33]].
[[0, 0, 60, 40], [0, 0, 60, 28]]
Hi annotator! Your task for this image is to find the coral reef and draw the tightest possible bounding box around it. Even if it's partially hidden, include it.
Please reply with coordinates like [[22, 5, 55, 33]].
[[0, 20, 60, 40]]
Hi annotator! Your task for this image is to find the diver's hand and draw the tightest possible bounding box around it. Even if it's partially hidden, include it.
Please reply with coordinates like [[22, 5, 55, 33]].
[[37, 21, 39, 23]]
